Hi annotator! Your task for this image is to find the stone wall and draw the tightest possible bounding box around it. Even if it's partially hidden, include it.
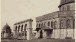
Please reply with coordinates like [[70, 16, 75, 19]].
[[59, 3, 75, 11], [51, 29, 74, 39], [14, 19, 33, 40]]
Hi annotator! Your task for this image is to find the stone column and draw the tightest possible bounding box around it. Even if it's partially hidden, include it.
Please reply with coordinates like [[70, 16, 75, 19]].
[[15, 26, 18, 38], [27, 19, 33, 40], [19, 25, 21, 33], [17, 26, 19, 38], [23, 25, 26, 39], [23, 25, 24, 31]]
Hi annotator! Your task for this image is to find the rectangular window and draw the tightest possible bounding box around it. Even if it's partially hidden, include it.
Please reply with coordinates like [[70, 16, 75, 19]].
[[39, 24, 40, 27], [48, 21, 50, 26], [67, 6, 70, 11], [44, 22, 46, 26], [41, 23, 43, 26], [63, 7, 64, 11]]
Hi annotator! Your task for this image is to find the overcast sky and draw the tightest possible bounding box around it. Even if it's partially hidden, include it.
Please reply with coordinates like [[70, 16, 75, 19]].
[[1, 0, 60, 32]]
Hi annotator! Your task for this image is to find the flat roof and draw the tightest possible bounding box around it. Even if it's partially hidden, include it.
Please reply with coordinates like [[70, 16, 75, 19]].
[[14, 19, 33, 25]]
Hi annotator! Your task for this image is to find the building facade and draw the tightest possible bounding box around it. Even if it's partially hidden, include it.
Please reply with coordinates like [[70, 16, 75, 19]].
[[35, 0, 75, 39], [1, 24, 12, 38], [14, 19, 33, 40]]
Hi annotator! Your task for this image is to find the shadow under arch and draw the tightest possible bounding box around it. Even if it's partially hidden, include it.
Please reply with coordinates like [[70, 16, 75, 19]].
[[40, 30, 43, 38]]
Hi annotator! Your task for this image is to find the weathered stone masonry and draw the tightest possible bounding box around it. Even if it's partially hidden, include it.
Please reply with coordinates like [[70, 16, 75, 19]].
[[14, 19, 33, 40], [35, 0, 75, 39]]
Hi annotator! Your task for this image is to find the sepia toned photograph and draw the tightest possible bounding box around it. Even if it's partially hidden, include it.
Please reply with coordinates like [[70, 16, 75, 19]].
[[1, 0, 75, 42]]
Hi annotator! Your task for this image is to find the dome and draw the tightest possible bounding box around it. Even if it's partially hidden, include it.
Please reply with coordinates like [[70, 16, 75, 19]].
[[59, 0, 75, 8], [3, 24, 10, 30], [2, 23, 11, 33]]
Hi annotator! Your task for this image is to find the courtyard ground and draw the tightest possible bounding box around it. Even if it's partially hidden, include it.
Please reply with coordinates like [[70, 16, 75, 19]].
[[1, 39, 75, 42]]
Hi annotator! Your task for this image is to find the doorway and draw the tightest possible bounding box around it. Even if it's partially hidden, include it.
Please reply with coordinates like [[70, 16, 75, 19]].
[[46, 29, 53, 39], [40, 30, 43, 38]]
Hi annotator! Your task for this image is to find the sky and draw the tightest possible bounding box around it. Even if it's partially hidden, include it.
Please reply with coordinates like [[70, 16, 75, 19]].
[[1, 0, 60, 32]]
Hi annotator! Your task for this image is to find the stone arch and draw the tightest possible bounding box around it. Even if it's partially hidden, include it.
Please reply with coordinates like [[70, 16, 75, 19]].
[[14, 19, 33, 40], [40, 30, 43, 38], [67, 5, 70, 11], [48, 21, 50, 26], [24, 24, 27, 31], [15, 26, 17, 31], [21, 25, 23, 31], [60, 20, 64, 29], [24, 24, 27, 36], [66, 19, 71, 28], [18, 25, 20, 32], [51, 21, 53, 28]]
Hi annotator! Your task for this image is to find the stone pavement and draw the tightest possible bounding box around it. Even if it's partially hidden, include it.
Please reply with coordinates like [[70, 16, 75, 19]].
[[1, 39, 75, 42]]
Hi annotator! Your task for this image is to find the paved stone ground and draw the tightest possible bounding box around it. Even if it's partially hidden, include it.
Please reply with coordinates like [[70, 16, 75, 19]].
[[1, 39, 75, 42]]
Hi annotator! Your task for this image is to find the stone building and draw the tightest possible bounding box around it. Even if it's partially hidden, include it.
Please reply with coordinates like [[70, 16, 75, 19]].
[[1, 24, 12, 38], [35, 0, 75, 39], [14, 19, 33, 40]]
